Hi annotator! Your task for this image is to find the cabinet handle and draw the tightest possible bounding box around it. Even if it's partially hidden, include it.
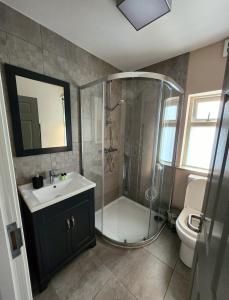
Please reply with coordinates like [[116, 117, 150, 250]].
[[66, 218, 71, 232], [71, 216, 76, 229]]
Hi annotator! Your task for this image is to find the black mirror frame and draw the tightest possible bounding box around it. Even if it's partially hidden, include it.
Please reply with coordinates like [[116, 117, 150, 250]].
[[4, 64, 72, 157]]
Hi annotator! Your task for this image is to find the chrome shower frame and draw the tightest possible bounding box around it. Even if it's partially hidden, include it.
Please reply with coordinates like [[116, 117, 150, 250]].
[[79, 72, 184, 248]]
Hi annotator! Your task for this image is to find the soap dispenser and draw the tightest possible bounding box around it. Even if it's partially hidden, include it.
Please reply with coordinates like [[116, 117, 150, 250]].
[[32, 174, 44, 189]]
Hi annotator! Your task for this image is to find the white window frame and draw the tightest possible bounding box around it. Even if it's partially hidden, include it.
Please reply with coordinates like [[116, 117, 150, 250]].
[[180, 90, 222, 173]]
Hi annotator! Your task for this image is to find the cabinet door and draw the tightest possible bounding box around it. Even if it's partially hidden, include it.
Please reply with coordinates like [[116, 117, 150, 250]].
[[38, 210, 71, 273], [70, 194, 94, 252]]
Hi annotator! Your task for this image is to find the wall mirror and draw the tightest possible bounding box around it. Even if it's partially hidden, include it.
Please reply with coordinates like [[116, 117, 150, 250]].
[[4, 64, 72, 156]]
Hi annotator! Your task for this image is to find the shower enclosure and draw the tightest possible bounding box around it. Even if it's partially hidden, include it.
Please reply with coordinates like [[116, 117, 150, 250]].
[[80, 72, 183, 247]]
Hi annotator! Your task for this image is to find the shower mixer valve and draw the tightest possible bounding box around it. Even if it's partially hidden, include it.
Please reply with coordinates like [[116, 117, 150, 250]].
[[104, 147, 118, 153]]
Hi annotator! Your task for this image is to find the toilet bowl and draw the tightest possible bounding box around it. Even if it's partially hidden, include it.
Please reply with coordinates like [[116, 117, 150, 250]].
[[176, 175, 207, 268]]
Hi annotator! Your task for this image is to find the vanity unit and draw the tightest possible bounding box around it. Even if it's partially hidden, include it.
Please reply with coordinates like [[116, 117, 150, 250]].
[[19, 172, 96, 292], [5, 64, 97, 293]]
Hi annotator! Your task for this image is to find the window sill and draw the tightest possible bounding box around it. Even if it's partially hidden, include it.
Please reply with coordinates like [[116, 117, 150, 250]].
[[177, 165, 209, 176]]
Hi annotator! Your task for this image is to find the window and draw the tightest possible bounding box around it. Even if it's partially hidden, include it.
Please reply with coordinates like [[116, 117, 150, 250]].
[[181, 91, 221, 171], [159, 97, 179, 165]]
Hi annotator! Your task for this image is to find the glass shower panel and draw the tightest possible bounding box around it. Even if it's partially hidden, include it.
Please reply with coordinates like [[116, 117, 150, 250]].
[[80, 83, 105, 233], [148, 83, 182, 237], [80, 72, 183, 247]]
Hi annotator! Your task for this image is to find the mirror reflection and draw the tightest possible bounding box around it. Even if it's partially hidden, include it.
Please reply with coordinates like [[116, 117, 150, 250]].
[[16, 76, 67, 150]]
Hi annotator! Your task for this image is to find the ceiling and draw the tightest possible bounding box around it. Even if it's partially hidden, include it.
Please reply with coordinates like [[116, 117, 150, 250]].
[[2, 0, 229, 70]]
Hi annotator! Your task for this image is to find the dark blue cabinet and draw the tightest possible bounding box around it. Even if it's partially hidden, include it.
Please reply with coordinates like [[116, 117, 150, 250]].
[[20, 188, 96, 293]]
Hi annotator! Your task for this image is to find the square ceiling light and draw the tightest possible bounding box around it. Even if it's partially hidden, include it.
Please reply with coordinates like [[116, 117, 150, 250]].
[[117, 0, 172, 31]]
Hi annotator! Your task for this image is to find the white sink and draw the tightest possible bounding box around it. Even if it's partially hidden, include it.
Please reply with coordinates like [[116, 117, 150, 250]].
[[18, 172, 96, 213]]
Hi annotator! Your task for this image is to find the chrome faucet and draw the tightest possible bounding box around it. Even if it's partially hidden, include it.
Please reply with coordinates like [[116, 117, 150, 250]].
[[49, 169, 61, 184]]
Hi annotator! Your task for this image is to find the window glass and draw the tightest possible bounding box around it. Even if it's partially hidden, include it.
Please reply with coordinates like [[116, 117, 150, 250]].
[[186, 126, 216, 169], [159, 126, 176, 163], [181, 91, 221, 171], [195, 99, 220, 120], [164, 103, 177, 121]]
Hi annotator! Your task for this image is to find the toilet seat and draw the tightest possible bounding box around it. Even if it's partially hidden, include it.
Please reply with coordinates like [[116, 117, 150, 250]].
[[176, 208, 199, 249]]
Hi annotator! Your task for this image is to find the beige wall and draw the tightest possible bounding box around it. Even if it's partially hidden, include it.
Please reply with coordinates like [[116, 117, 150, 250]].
[[173, 40, 227, 210], [186, 41, 227, 95]]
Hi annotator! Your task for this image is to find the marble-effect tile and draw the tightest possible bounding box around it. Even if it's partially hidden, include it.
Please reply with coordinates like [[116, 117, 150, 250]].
[[94, 277, 137, 300], [0, 30, 8, 63], [51, 250, 113, 300], [145, 227, 180, 268], [41, 27, 69, 59], [0, 2, 42, 48], [7, 33, 44, 73], [0, 3, 118, 186], [164, 271, 190, 300], [34, 285, 60, 300]]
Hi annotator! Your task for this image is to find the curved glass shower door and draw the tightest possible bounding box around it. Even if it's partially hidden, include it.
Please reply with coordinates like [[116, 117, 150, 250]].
[[80, 72, 183, 247]]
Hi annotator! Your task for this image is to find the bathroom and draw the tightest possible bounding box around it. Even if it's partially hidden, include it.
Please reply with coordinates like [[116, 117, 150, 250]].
[[0, 1, 229, 300]]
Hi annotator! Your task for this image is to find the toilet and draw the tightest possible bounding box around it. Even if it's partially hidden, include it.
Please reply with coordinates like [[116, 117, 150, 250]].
[[176, 174, 207, 268]]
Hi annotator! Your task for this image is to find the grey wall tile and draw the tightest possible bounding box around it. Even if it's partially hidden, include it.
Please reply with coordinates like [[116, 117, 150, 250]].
[[50, 151, 79, 174], [14, 154, 52, 184], [0, 2, 41, 48], [7, 33, 43, 73], [41, 27, 68, 59], [43, 49, 70, 82], [67, 41, 91, 68], [70, 85, 79, 118], [0, 30, 8, 63], [0, 3, 119, 186], [141, 53, 189, 89]]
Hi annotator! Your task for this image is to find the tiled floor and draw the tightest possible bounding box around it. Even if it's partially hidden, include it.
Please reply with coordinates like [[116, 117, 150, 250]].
[[34, 227, 191, 300]]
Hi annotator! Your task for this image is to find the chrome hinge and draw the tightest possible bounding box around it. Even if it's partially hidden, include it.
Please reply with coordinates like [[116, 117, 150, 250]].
[[7, 222, 23, 259]]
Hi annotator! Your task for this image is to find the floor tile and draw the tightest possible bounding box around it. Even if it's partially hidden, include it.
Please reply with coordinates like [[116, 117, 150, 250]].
[[145, 227, 180, 268], [92, 238, 134, 277], [34, 285, 60, 300], [94, 237, 174, 300], [51, 250, 113, 300], [174, 259, 191, 282], [164, 271, 190, 300], [90, 235, 177, 300], [115, 248, 173, 300], [94, 277, 137, 300], [34, 232, 190, 300]]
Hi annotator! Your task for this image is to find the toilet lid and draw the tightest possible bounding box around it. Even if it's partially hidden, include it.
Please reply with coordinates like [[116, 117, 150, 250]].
[[184, 178, 207, 211]]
